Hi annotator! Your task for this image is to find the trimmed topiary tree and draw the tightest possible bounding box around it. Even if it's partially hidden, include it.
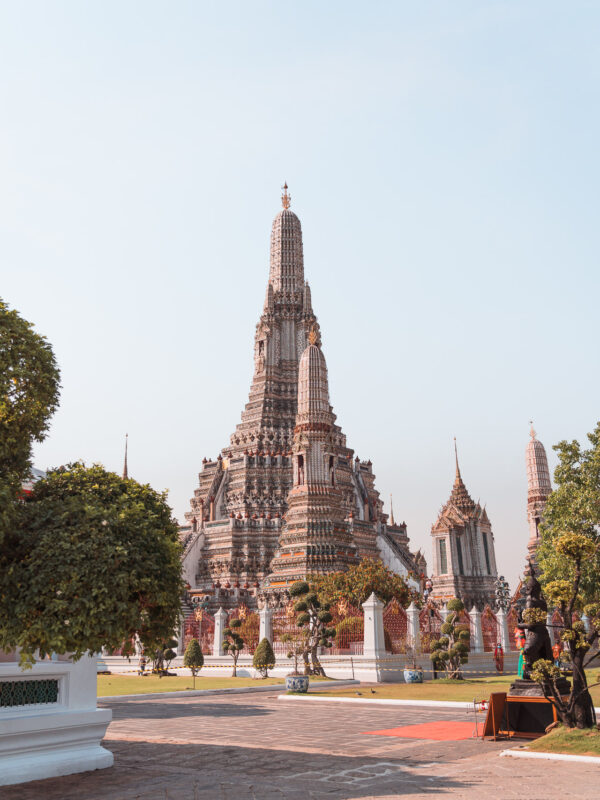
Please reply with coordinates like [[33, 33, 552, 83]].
[[153, 637, 179, 676], [253, 637, 276, 678], [183, 638, 204, 689], [289, 580, 335, 676], [223, 618, 244, 676], [429, 598, 470, 679]]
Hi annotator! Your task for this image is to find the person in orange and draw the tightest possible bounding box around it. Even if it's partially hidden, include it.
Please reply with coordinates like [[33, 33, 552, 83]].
[[552, 641, 562, 667], [494, 642, 504, 673]]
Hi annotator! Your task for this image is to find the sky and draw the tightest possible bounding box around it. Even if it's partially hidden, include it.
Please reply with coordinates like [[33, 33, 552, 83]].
[[2, 2, 599, 593]]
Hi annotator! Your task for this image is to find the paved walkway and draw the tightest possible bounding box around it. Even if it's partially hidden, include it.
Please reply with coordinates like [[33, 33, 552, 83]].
[[6, 691, 598, 799]]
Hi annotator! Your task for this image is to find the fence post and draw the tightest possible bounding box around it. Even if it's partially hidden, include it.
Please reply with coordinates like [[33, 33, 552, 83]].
[[259, 605, 273, 644], [469, 606, 483, 653], [496, 608, 510, 652], [406, 602, 421, 652], [214, 607, 228, 657], [362, 592, 385, 659], [439, 603, 449, 623]]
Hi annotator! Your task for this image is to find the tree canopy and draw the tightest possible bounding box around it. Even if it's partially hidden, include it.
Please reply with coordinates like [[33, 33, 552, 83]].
[[311, 558, 417, 609], [0, 463, 184, 665], [0, 299, 60, 542], [538, 422, 600, 604]]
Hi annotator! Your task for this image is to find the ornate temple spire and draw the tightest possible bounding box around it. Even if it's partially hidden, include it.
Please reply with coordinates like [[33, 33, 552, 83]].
[[526, 422, 552, 565], [122, 433, 128, 479], [296, 335, 333, 433], [389, 494, 395, 526], [448, 439, 475, 511], [269, 182, 304, 293]]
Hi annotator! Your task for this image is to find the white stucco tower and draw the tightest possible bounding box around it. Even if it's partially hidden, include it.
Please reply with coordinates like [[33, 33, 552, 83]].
[[526, 423, 552, 568]]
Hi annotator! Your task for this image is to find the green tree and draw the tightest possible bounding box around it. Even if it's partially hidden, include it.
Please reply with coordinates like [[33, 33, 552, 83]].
[[533, 423, 600, 728], [532, 533, 600, 728], [253, 637, 276, 678], [222, 618, 244, 677], [280, 628, 308, 675], [0, 463, 185, 666], [0, 299, 60, 543], [290, 581, 335, 677], [152, 637, 179, 676], [311, 558, 416, 609], [183, 638, 204, 688], [429, 598, 470, 679], [537, 423, 600, 603]]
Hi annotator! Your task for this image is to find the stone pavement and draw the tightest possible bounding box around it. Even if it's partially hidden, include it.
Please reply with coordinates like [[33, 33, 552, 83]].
[[5, 690, 598, 799]]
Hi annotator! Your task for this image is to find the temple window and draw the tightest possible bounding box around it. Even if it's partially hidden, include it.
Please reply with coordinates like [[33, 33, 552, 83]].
[[482, 532, 491, 574], [456, 536, 464, 574], [439, 539, 448, 574], [297, 454, 304, 485]]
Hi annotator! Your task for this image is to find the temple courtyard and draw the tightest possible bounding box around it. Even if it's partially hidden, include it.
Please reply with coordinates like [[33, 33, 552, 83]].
[[5, 689, 597, 800]]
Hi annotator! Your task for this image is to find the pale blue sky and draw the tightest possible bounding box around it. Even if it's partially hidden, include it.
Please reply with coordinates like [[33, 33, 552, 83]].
[[2, 2, 599, 592]]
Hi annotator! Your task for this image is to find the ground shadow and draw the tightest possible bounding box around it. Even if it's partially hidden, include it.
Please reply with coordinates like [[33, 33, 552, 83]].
[[104, 700, 273, 721], [2, 740, 470, 800]]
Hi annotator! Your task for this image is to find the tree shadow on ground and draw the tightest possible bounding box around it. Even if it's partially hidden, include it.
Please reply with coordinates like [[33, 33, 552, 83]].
[[2, 740, 470, 800], [105, 700, 273, 721]]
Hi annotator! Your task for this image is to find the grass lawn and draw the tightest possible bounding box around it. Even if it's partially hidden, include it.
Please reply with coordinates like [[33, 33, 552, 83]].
[[98, 674, 284, 696], [312, 672, 600, 705], [311, 675, 519, 703], [526, 726, 600, 756]]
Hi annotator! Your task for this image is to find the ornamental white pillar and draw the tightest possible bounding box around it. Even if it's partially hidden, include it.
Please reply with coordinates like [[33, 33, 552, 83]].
[[406, 602, 421, 652], [213, 608, 228, 657], [439, 603, 449, 623], [362, 592, 386, 660], [259, 605, 273, 643], [469, 606, 483, 653], [496, 608, 510, 652]]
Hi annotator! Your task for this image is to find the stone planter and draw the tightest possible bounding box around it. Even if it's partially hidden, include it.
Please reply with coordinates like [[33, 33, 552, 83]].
[[285, 674, 309, 693], [403, 668, 423, 684]]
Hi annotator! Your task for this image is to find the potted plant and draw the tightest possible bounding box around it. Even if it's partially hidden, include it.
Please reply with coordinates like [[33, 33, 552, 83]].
[[403, 645, 423, 683], [281, 630, 310, 693]]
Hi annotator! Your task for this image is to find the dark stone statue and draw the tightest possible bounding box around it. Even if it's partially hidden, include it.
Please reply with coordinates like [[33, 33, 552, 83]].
[[509, 562, 570, 697]]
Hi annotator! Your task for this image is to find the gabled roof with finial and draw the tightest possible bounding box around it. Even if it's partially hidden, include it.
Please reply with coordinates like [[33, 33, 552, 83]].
[[432, 439, 481, 531]]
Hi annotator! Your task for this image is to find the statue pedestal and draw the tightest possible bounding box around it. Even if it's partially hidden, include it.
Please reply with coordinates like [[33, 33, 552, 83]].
[[508, 677, 571, 697]]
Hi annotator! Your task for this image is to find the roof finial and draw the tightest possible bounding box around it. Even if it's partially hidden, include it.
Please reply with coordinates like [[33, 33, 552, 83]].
[[454, 437, 461, 479], [281, 181, 291, 210], [529, 420, 536, 440], [389, 494, 395, 526], [123, 433, 129, 479], [308, 325, 318, 346]]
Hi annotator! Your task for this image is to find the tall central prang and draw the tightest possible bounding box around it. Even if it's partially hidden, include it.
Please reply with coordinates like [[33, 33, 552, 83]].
[[180, 186, 426, 609]]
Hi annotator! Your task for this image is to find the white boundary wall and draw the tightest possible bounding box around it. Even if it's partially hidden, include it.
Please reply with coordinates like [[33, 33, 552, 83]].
[[0, 654, 112, 786]]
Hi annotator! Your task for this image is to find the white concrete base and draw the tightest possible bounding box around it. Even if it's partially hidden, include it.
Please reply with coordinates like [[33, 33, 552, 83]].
[[500, 748, 600, 764], [0, 708, 113, 785], [0, 655, 113, 787]]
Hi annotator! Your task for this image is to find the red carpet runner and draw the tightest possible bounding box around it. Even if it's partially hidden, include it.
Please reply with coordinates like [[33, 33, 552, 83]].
[[363, 720, 475, 741]]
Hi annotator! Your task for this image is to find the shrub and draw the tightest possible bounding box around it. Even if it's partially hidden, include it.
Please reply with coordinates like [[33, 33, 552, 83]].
[[253, 638, 276, 678], [183, 639, 204, 688]]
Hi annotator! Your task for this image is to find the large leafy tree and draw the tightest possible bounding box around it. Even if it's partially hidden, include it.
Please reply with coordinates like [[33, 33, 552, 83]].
[[0, 299, 60, 542], [537, 423, 600, 603], [534, 423, 600, 728], [0, 463, 184, 665], [311, 558, 416, 609]]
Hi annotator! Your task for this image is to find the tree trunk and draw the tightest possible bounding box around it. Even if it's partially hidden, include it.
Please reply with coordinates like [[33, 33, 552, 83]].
[[570, 651, 594, 729], [310, 644, 326, 677]]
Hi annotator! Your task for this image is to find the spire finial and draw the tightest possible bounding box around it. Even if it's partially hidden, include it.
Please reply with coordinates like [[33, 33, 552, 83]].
[[454, 437, 461, 479], [529, 420, 536, 440], [389, 494, 395, 526], [281, 181, 291, 210], [308, 325, 318, 346], [123, 433, 129, 479]]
